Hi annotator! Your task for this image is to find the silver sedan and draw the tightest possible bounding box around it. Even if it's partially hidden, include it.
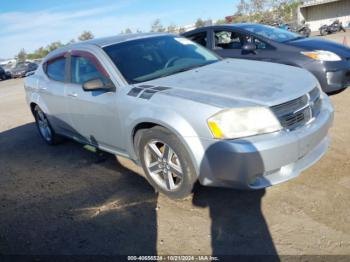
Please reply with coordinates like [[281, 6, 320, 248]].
[[24, 33, 334, 199]]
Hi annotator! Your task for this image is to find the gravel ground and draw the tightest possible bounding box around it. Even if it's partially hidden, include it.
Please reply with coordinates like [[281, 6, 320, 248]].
[[0, 73, 349, 256]]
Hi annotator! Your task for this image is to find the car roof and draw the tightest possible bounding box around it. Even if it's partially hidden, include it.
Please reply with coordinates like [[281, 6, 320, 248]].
[[83, 32, 170, 47], [45, 32, 174, 61], [183, 23, 259, 34]]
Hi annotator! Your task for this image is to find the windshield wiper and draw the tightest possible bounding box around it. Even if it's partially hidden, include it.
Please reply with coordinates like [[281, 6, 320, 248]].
[[160, 61, 216, 78], [133, 61, 217, 83]]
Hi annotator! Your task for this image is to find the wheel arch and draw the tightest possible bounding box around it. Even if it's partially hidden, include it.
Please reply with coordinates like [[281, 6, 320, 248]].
[[30, 102, 38, 115], [129, 119, 204, 177]]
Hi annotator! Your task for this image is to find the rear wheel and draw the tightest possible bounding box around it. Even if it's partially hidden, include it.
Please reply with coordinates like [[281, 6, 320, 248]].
[[34, 106, 63, 145], [137, 126, 197, 199]]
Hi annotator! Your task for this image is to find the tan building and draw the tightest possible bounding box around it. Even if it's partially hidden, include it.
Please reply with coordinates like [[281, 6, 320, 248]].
[[298, 0, 350, 31]]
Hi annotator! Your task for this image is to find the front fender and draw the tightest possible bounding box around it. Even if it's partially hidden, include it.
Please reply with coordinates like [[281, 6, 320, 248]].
[[125, 108, 206, 176]]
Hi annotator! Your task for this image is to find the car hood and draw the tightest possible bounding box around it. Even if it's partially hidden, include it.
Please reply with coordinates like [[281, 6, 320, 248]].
[[143, 59, 317, 107], [287, 37, 350, 57]]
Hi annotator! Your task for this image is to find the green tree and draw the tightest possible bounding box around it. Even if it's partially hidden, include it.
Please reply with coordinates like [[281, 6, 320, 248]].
[[29, 47, 49, 59], [178, 27, 186, 34], [47, 41, 64, 52], [215, 19, 227, 25], [167, 23, 177, 33], [150, 19, 166, 32], [16, 49, 27, 62], [78, 31, 94, 41], [125, 28, 133, 34], [195, 18, 206, 28], [231, 0, 300, 24]]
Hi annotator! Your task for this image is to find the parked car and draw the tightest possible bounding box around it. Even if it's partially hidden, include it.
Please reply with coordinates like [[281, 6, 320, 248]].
[[24, 33, 333, 199], [320, 20, 346, 36], [182, 24, 350, 94], [10, 62, 38, 78], [0, 66, 10, 80]]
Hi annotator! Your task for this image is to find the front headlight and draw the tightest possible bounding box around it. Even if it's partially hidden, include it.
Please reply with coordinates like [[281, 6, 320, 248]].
[[301, 50, 341, 61], [207, 107, 282, 139]]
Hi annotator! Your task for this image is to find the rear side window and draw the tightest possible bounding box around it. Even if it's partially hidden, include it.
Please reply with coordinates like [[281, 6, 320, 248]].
[[186, 32, 208, 47], [46, 58, 66, 82]]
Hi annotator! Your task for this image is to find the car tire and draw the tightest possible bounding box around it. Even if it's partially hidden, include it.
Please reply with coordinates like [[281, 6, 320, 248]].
[[137, 126, 197, 199], [34, 106, 63, 145]]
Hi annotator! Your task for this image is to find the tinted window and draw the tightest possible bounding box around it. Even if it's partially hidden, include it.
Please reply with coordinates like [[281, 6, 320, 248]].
[[104, 36, 219, 83], [71, 56, 106, 85], [186, 32, 208, 47], [239, 24, 301, 43], [46, 58, 66, 82]]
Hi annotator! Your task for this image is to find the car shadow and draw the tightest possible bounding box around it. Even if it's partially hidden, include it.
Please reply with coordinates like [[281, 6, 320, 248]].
[[1, 122, 278, 258], [0, 123, 158, 255], [193, 188, 279, 259], [193, 141, 279, 259]]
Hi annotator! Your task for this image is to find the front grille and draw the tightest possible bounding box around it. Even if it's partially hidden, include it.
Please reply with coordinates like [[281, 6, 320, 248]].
[[271, 87, 322, 130]]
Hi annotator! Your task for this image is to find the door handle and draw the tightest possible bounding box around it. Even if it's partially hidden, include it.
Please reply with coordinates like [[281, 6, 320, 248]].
[[67, 93, 78, 98]]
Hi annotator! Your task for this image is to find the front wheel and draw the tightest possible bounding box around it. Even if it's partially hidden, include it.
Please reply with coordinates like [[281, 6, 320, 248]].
[[34, 106, 63, 145], [138, 126, 197, 199]]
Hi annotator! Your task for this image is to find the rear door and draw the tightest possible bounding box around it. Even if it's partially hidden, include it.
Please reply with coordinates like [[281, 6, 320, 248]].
[[40, 54, 75, 135], [184, 30, 210, 48], [65, 50, 123, 151]]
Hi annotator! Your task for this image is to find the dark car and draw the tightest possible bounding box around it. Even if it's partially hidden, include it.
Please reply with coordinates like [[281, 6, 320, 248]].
[[10, 62, 38, 78], [182, 24, 350, 94], [0, 66, 8, 80]]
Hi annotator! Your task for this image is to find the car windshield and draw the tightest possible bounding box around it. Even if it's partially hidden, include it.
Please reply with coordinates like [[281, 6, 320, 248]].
[[239, 24, 303, 43], [103, 35, 220, 83]]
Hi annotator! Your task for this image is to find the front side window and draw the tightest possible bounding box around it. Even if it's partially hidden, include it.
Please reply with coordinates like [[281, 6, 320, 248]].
[[71, 56, 106, 85], [215, 31, 244, 49], [46, 58, 66, 82], [215, 30, 269, 50], [103, 36, 220, 83]]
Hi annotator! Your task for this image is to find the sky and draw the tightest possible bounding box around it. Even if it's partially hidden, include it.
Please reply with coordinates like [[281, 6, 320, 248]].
[[0, 0, 239, 58]]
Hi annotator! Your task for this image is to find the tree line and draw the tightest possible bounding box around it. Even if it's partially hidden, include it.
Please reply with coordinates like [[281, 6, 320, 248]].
[[18, 31, 94, 61], [17, 0, 300, 61]]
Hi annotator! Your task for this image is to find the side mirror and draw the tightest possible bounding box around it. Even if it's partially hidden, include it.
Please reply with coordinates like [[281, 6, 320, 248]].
[[242, 43, 257, 53], [82, 78, 115, 92]]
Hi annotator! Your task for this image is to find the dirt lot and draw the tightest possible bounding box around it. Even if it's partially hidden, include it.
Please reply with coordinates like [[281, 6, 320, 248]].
[[0, 76, 350, 256]]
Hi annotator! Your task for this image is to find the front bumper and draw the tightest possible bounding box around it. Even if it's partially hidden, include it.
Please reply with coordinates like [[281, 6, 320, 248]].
[[305, 60, 350, 93], [198, 95, 334, 189]]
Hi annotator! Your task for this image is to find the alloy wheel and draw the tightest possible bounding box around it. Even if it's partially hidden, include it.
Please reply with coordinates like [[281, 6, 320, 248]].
[[36, 109, 52, 142], [144, 140, 183, 191]]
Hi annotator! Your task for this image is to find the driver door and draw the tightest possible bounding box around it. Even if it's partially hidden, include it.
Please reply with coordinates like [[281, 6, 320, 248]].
[[65, 51, 124, 152], [212, 29, 276, 63]]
